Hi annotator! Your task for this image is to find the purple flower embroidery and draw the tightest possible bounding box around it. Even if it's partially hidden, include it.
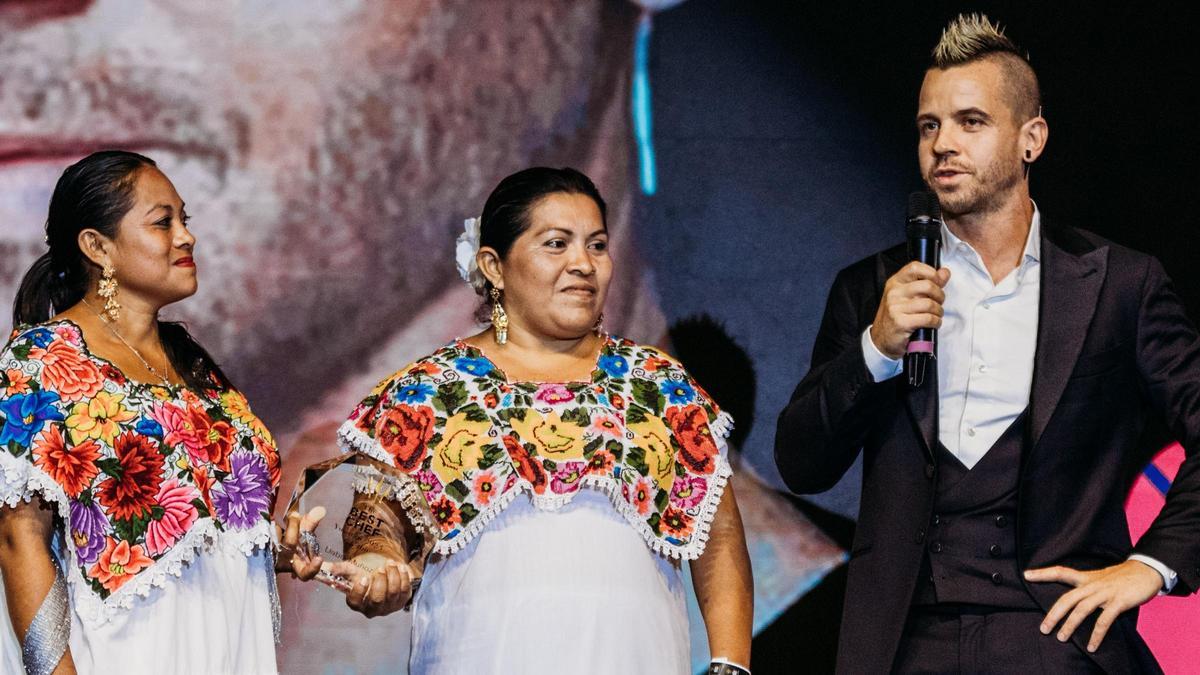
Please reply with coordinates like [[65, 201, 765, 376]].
[[534, 384, 575, 405], [211, 450, 273, 530], [69, 498, 110, 565], [415, 468, 444, 500], [550, 461, 586, 495], [670, 475, 707, 509]]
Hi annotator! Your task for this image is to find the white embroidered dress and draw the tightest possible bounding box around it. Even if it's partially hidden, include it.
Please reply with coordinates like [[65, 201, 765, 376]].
[[339, 337, 734, 674], [0, 322, 281, 674]]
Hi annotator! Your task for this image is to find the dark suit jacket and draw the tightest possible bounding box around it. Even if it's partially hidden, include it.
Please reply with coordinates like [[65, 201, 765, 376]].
[[775, 220, 1200, 674]]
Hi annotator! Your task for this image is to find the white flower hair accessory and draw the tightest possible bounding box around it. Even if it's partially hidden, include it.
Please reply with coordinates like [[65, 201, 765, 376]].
[[455, 216, 487, 292]]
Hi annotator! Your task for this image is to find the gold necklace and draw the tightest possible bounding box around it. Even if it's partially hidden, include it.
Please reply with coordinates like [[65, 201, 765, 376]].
[[81, 298, 173, 386]]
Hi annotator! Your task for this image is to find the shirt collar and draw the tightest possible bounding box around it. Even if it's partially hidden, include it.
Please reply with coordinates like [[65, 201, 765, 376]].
[[941, 202, 1041, 267]]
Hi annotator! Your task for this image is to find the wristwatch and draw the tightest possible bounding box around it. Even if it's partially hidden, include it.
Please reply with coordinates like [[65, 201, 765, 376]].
[[708, 659, 751, 675]]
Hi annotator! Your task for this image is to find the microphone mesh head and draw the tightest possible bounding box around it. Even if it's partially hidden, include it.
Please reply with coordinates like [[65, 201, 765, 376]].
[[907, 191, 941, 220]]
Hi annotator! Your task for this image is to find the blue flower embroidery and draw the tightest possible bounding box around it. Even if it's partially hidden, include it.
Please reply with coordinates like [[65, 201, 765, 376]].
[[453, 357, 493, 377], [396, 383, 436, 403], [0, 390, 64, 447], [135, 417, 164, 438], [597, 354, 629, 378], [660, 379, 696, 405], [24, 328, 54, 348]]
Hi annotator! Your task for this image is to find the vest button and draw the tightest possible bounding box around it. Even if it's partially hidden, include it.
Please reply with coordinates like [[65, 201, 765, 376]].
[[931, 542, 943, 553], [994, 515, 1009, 528], [916, 529, 926, 544], [925, 464, 936, 479], [989, 544, 1002, 557], [991, 572, 1003, 585], [932, 514, 941, 526]]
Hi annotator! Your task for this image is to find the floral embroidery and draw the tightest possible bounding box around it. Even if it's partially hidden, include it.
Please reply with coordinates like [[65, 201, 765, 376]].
[[339, 337, 733, 560], [90, 539, 154, 593], [0, 321, 280, 609], [211, 450, 273, 530]]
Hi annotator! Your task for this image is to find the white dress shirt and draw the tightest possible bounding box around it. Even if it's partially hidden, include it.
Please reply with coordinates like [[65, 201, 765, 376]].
[[859, 207, 1177, 592]]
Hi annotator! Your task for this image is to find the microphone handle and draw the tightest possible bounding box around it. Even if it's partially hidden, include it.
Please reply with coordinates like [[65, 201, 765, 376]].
[[905, 235, 941, 387]]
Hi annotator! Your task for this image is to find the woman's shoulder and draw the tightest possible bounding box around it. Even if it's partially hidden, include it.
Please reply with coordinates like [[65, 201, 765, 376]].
[[4, 319, 82, 350], [1, 320, 89, 375]]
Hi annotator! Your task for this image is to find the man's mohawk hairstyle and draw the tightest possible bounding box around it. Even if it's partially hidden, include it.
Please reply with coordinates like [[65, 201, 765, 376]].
[[932, 14, 1024, 67]]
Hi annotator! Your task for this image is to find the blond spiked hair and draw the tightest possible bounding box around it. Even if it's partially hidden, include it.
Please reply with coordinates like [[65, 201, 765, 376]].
[[930, 14, 1041, 121]]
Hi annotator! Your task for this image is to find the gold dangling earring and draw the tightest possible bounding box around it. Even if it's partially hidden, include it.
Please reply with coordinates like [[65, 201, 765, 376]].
[[593, 312, 604, 337], [490, 287, 508, 345], [98, 264, 120, 322]]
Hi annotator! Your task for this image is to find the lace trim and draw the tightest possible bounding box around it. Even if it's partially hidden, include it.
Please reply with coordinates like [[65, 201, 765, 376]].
[[0, 451, 275, 628], [336, 411, 735, 561], [337, 423, 440, 539]]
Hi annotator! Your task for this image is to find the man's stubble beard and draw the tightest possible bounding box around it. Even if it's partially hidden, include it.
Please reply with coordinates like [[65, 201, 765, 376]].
[[931, 155, 1025, 221]]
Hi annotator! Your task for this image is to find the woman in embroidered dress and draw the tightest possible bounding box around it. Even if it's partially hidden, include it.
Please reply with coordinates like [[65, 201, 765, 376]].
[[0, 151, 322, 675], [324, 167, 754, 674]]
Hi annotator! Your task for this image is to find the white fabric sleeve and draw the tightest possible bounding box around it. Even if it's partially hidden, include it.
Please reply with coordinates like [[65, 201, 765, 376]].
[[861, 326, 903, 383]]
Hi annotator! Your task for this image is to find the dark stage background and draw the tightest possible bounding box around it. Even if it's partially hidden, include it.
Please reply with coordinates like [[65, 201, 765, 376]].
[[639, 1, 1200, 671]]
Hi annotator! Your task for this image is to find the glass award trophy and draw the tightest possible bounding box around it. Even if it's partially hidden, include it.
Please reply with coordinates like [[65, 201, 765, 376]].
[[285, 453, 435, 593]]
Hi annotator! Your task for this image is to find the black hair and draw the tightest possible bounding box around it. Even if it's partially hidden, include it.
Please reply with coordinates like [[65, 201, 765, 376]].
[[478, 166, 607, 289], [12, 150, 232, 391], [667, 314, 756, 450]]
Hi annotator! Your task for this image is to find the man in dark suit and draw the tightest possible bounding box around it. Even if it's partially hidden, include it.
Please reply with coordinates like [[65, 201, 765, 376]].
[[775, 14, 1198, 674]]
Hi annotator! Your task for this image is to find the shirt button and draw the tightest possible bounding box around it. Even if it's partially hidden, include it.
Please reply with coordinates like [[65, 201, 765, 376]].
[[932, 514, 941, 526], [995, 515, 1009, 528], [982, 302, 991, 310], [925, 464, 936, 479], [991, 572, 1003, 585], [989, 544, 1002, 557], [931, 542, 943, 553], [978, 364, 987, 373], [967, 428, 977, 437]]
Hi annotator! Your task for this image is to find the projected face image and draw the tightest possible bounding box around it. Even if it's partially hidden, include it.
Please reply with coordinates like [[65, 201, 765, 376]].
[[0, 1, 613, 419]]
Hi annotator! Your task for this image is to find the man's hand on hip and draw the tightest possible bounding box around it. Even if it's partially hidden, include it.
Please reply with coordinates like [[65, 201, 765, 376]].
[[1024, 560, 1164, 653]]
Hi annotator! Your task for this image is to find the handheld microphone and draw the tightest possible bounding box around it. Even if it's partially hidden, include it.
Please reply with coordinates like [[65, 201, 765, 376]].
[[905, 191, 943, 387]]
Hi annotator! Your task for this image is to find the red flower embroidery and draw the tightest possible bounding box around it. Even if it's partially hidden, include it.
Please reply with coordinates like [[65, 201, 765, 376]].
[[100, 364, 126, 386], [253, 436, 281, 489], [29, 339, 104, 402], [376, 404, 435, 470], [33, 426, 100, 498], [503, 435, 546, 494], [89, 538, 154, 592], [97, 431, 165, 521], [586, 449, 615, 475], [483, 392, 499, 409], [665, 405, 718, 475], [204, 419, 236, 472], [430, 496, 461, 531], [661, 506, 694, 538], [192, 465, 216, 515]]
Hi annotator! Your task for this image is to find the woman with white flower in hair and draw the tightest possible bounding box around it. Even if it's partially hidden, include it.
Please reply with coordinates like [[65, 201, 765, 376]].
[[316, 167, 754, 674]]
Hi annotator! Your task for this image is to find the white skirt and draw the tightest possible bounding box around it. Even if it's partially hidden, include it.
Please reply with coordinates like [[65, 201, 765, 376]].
[[410, 489, 691, 675], [2, 546, 278, 675]]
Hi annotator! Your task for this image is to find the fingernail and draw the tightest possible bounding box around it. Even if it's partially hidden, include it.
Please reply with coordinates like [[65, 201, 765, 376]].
[[1057, 633, 1067, 642], [1040, 624, 1050, 634], [1023, 571, 1032, 579], [1088, 645, 1097, 653]]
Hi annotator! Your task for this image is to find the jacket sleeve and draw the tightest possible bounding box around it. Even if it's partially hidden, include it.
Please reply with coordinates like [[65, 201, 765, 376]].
[[1130, 256, 1200, 594], [774, 263, 898, 494]]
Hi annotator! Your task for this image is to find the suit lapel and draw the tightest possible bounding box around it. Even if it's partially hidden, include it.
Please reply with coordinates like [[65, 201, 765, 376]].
[[1028, 226, 1108, 453], [905, 365, 939, 464]]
